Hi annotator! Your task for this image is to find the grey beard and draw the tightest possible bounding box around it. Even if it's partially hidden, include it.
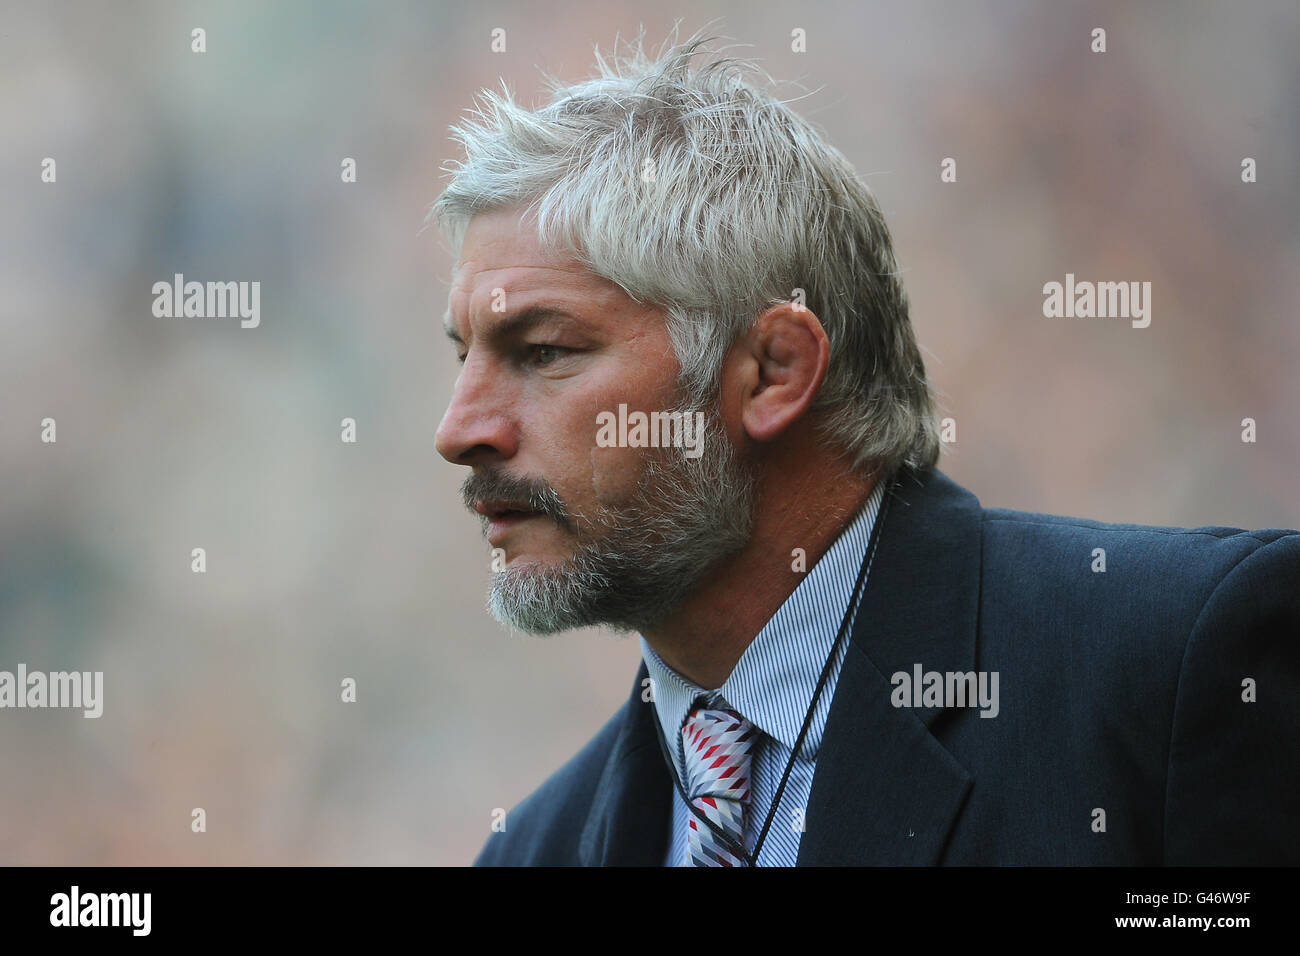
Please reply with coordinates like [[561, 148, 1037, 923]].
[[488, 404, 756, 635]]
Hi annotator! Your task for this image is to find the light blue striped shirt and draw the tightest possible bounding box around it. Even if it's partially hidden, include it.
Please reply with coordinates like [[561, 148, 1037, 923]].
[[639, 479, 886, 866]]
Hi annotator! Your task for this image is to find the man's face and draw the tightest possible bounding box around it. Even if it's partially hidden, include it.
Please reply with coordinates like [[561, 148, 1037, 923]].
[[435, 206, 755, 633]]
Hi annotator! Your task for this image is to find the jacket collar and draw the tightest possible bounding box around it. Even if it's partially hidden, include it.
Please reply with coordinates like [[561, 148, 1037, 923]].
[[580, 465, 981, 865]]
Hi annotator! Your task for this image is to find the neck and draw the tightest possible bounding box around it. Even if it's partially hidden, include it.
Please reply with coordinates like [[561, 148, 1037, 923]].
[[641, 443, 877, 689]]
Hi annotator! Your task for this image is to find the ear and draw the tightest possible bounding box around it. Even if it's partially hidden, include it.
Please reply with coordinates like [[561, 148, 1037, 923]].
[[729, 302, 831, 443]]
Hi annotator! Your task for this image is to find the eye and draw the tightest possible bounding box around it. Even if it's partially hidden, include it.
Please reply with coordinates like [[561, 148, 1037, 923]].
[[529, 344, 567, 366]]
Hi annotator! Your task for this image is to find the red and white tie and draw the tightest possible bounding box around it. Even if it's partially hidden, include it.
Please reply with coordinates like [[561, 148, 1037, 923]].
[[681, 705, 759, 867]]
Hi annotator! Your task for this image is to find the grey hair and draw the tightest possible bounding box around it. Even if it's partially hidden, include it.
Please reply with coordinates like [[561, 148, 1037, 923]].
[[430, 29, 941, 476]]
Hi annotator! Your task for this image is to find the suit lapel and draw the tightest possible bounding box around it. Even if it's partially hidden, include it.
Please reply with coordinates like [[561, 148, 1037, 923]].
[[798, 467, 981, 864], [578, 663, 671, 865]]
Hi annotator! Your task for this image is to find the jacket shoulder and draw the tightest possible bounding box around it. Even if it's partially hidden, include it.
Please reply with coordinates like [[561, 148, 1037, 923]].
[[982, 499, 1298, 546], [980, 502, 1298, 616], [473, 702, 627, 866], [976, 500, 1299, 663]]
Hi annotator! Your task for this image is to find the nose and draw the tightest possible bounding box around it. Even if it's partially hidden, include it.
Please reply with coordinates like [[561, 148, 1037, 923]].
[[435, 355, 518, 465]]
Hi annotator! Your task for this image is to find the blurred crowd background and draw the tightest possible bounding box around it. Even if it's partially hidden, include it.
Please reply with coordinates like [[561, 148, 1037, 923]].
[[1, 0, 1296, 864]]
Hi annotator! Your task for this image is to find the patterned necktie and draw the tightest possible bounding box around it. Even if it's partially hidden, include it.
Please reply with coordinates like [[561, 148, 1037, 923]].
[[681, 704, 759, 866]]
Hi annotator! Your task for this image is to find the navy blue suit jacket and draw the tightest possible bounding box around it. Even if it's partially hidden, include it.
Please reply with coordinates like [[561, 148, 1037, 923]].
[[475, 466, 1300, 865]]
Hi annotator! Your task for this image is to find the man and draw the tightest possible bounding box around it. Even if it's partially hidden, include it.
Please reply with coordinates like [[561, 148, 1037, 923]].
[[431, 36, 1300, 866]]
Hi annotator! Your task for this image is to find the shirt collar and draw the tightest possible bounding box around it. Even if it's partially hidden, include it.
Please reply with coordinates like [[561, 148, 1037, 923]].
[[639, 480, 885, 779]]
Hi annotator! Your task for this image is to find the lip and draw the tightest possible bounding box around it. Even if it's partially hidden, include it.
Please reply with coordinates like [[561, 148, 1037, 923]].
[[485, 511, 542, 546], [473, 501, 545, 547]]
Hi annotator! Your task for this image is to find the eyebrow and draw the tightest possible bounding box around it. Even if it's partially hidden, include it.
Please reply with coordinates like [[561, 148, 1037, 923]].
[[443, 305, 585, 347]]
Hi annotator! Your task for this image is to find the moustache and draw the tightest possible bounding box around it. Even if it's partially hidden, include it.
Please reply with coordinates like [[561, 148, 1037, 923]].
[[460, 469, 575, 533]]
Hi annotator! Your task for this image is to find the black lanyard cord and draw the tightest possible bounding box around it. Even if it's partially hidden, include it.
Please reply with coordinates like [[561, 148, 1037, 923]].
[[649, 482, 893, 866]]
